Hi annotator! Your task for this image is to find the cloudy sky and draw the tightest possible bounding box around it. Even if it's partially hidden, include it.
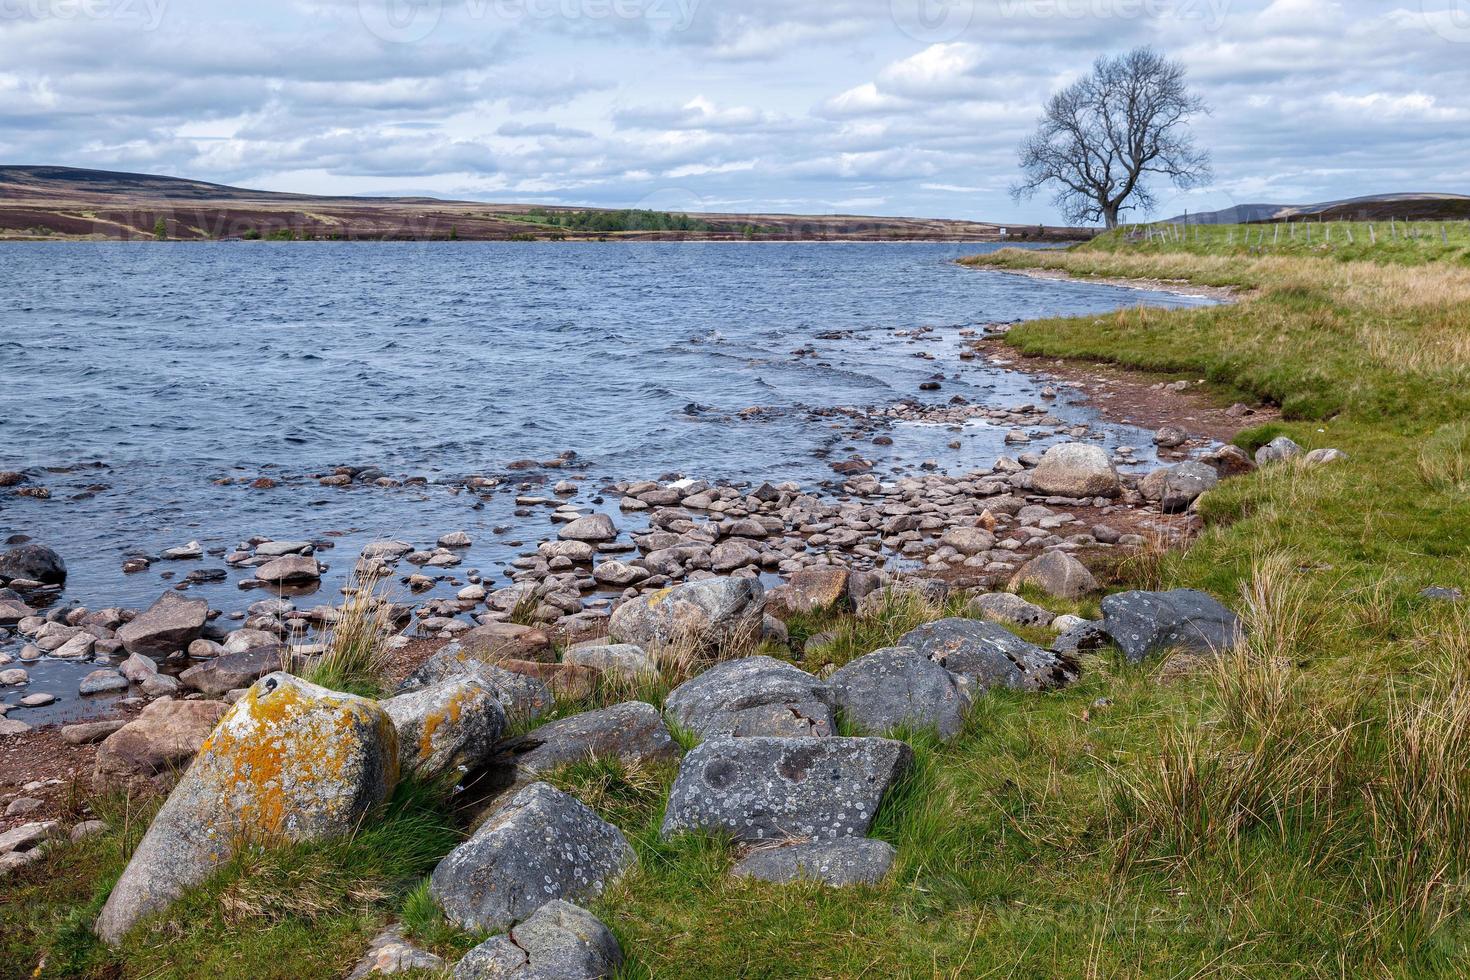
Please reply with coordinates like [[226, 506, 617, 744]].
[[1, 0, 1467, 221]]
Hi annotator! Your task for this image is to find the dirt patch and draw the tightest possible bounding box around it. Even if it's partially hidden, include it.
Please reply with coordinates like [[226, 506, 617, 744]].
[[0, 728, 105, 834]]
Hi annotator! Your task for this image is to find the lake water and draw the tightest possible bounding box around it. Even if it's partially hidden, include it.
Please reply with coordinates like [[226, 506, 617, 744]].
[[0, 241, 1213, 721]]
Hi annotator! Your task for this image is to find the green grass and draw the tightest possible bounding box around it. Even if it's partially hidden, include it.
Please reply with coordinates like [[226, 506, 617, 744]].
[[1112, 219, 1470, 265]]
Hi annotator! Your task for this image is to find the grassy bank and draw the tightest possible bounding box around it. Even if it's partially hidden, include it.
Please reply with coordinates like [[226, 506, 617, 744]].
[[7, 228, 1470, 977]]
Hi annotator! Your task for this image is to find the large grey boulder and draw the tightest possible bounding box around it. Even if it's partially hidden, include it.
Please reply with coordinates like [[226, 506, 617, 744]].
[[663, 656, 832, 740], [452, 900, 622, 979], [1100, 589, 1243, 662], [731, 838, 897, 887], [1160, 461, 1219, 513], [254, 554, 322, 585], [829, 647, 970, 740], [179, 647, 281, 696], [661, 736, 911, 842], [430, 782, 635, 933], [400, 643, 553, 724], [0, 544, 66, 585], [95, 674, 398, 945], [1254, 435, 1303, 466], [381, 678, 507, 781], [117, 592, 209, 657], [1008, 551, 1097, 599], [496, 701, 679, 779], [898, 619, 1071, 691], [1030, 443, 1120, 498], [609, 577, 765, 654], [559, 513, 618, 543]]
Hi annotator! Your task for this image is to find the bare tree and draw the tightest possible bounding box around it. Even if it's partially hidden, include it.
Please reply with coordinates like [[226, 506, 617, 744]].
[[1012, 48, 1211, 229]]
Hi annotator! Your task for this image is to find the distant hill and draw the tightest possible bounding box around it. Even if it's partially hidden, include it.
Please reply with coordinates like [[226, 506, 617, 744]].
[[1166, 192, 1470, 225], [0, 165, 1088, 243]]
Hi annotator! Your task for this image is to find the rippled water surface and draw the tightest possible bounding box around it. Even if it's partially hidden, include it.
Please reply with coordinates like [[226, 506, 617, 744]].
[[0, 241, 1212, 720]]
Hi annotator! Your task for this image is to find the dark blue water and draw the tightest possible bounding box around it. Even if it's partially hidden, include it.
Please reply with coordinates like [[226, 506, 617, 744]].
[[0, 242, 1212, 719]]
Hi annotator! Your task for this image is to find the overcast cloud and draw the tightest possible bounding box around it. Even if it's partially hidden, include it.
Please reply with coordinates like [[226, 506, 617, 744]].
[[1, 0, 1466, 220]]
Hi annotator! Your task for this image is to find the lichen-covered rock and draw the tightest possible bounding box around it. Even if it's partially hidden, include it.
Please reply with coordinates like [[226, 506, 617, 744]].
[[562, 643, 659, 680], [400, 643, 553, 724], [1008, 551, 1097, 599], [1030, 443, 1121, 498], [899, 618, 1071, 691], [1100, 589, 1243, 663], [348, 925, 446, 979], [497, 701, 679, 779], [381, 678, 506, 780], [829, 647, 970, 740], [969, 592, 1054, 628], [661, 736, 911, 842], [116, 592, 209, 657], [663, 656, 832, 740], [1255, 435, 1303, 466], [430, 783, 634, 933], [1160, 461, 1219, 513], [609, 577, 765, 654], [765, 567, 850, 618], [452, 900, 622, 979], [179, 647, 281, 695], [731, 838, 897, 886], [93, 698, 231, 793], [95, 673, 398, 945]]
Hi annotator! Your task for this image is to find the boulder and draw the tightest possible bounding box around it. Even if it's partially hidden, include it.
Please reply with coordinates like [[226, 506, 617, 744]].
[[496, 661, 599, 701], [1304, 447, 1348, 466], [120, 652, 159, 684], [664, 656, 832, 740], [95, 673, 398, 945], [1201, 444, 1256, 477], [254, 540, 313, 558], [969, 592, 1054, 628], [1008, 551, 1097, 599], [898, 619, 1071, 691], [0, 544, 66, 585], [179, 647, 281, 696], [563, 643, 659, 680], [609, 577, 765, 654], [938, 526, 996, 556], [0, 598, 36, 625], [1030, 443, 1120, 498], [1161, 461, 1219, 513], [559, 514, 617, 543], [1255, 436, 1303, 466], [731, 838, 897, 887], [399, 645, 553, 724], [222, 629, 281, 655], [117, 592, 209, 657], [1100, 589, 1243, 663], [765, 567, 850, 618], [829, 647, 969, 740], [429, 782, 634, 933], [381, 679, 506, 781], [93, 699, 231, 793], [460, 623, 553, 664], [1050, 620, 1111, 655], [493, 702, 679, 781], [255, 555, 322, 585], [451, 900, 622, 979], [80, 669, 128, 695], [661, 736, 911, 843]]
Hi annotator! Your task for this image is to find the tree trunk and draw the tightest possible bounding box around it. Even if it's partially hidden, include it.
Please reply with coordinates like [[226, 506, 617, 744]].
[[1102, 203, 1120, 229]]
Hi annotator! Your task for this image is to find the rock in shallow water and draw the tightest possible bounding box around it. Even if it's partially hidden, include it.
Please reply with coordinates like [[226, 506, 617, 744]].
[[0, 543, 66, 585], [95, 673, 398, 945], [1030, 443, 1120, 498], [117, 592, 208, 657]]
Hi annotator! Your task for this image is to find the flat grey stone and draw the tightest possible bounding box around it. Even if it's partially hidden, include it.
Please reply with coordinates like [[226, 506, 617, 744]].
[[898, 618, 1071, 691], [731, 838, 897, 886], [452, 900, 622, 979], [664, 656, 832, 740], [1100, 589, 1243, 663], [829, 647, 969, 740]]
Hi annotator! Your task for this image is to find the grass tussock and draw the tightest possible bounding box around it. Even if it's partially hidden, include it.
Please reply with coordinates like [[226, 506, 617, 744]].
[[304, 569, 397, 696]]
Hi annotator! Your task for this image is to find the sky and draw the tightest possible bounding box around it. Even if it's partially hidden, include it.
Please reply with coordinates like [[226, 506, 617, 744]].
[[1, 0, 1468, 223]]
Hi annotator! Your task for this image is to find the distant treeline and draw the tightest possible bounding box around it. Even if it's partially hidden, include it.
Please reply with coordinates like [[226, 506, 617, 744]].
[[521, 208, 713, 233]]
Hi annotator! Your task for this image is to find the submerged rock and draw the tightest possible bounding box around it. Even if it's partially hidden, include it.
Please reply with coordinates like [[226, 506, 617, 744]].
[[95, 674, 398, 945]]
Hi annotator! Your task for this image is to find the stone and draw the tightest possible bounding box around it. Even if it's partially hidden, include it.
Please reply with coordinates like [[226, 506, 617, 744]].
[[1421, 587, 1464, 603], [562, 643, 659, 680], [1051, 620, 1111, 655], [0, 543, 66, 585], [1161, 461, 1219, 513], [899, 619, 1071, 691], [6, 797, 43, 817], [348, 925, 446, 979], [93, 698, 232, 792], [661, 736, 911, 842], [71, 820, 110, 843], [439, 531, 473, 548], [1255, 436, 1304, 466], [938, 526, 996, 556], [0, 820, 61, 855], [180, 647, 281, 695], [1153, 425, 1188, 448], [765, 567, 850, 618], [592, 560, 646, 586], [969, 592, 1054, 628], [95, 673, 398, 945], [829, 646, 970, 740], [731, 838, 897, 886], [1202, 444, 1256, 477], [559, 513, 618, 543], [0, 598, 35, 625], [62, 719, 127, 745], [1100, 589, 1243, 663], [18, 692, 55, 707], [1030, 443, 1120, 498], [460, 623, 553, 663], [451, 900, 622, 979], [399, 645, 553, 724], [254, 540, 313, 558], [609, 577, 765, 654], [361, 540, 414, 561], [710, 539, 761, 572], [255, 554, 322, 585], [429, 782, 634, 934], [1304, 447, 1348, 466], [117, 592, 209, 657], [1, 667, 29, 685], [664, 656, 832, 740], [494, 702, 679, 780], [1008, 551, 1098, 599], [381, 678, 506, 780], [222, 629, 281, 655], [0, 718, 32, 736], [120, 652, 159, 684], [496, 661, 600, 701], [80, 669, 128, 695]]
